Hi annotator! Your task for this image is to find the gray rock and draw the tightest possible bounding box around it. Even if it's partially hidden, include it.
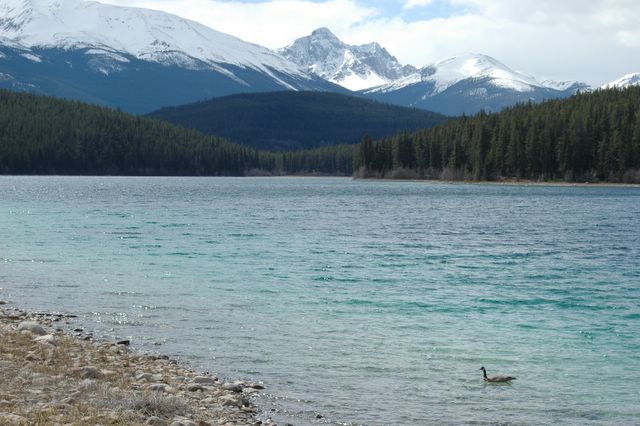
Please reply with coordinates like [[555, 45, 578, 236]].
[[219, 394, 242, 407], [186, 383, 204, 392], [146, 416, 166, 426], [192, 376, 217, 385], [149, 383, 174, 393], [34, 334, 58, 346], [136, 373, 153, 382], [69, 366, 105, 379], [170, 420, 197, 426], [17, 321, 47, 335], [247, 382, 265, 390], [222, 382, 243, 393]]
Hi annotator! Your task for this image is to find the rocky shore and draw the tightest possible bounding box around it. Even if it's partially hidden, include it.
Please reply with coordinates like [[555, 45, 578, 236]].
[[0, 303, 269, 426]]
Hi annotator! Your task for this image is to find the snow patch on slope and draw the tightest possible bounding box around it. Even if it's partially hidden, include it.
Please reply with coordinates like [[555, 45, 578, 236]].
[[542, 80, 578, 91], [20, 51, 41, 62], [85, 48, 130, 63], [339, 71, 387, 92]]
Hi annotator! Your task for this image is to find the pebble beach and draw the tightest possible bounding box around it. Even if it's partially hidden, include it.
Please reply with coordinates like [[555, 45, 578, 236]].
[[0, 301, 267, 426]]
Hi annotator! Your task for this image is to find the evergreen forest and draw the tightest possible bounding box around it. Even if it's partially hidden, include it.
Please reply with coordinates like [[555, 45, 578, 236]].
[[0, 90, 353, 176], [354, 87, 640, 183]]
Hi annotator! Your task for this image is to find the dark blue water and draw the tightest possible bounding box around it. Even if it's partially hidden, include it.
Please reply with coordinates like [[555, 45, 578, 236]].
[[1, 177, 639, 425]]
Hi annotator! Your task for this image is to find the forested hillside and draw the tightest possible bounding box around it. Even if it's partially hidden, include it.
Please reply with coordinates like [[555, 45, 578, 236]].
[[148, 91, 446, 151], [3, 87, 639, 182], [354, 87, 640, 182], [0, 90, 353, 175]]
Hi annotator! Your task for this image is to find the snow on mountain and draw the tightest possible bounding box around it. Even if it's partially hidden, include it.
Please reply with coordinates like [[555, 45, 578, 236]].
[[0, 0, 348, 112], [0, 0, 310, 87], [601, 73, 640, 89], [541, 79, 591, 92], [279, 27, 416, 91], [367, 53, 545, 96], [361, 53, 591, 115]]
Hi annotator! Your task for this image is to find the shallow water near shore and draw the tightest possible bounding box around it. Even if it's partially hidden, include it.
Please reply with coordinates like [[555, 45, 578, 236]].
[[1, 176, 639, 425]]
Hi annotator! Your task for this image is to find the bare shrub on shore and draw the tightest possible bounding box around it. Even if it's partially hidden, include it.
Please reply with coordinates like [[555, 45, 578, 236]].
[[83, 381, 193, 419], [388, 167, 419, 179], [130, 391, 193, 418], [622, 168, 640, 183], [440, 167, 473, 181]]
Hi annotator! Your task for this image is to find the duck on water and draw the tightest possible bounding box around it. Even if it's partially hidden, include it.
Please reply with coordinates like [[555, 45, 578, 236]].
[[480, 366, 516, 383]]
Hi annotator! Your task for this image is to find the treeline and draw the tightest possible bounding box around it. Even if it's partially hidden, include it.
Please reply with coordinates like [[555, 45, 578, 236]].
[[0, 90, 354, 176], [355, 87, 640, 182]]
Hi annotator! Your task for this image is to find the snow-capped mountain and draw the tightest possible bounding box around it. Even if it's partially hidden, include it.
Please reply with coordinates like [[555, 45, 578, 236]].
[[0, 0, 342, 112], [280, 29, 591, 115], [279, 27, 416, 91], [371, 53, 543, 95], [363, 53, 588, 115], [541, 79, 591, 93], [601, 73, 640, 89]]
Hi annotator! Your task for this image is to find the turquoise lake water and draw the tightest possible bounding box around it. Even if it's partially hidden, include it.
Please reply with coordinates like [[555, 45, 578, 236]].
[[1, 176, 639, 425]]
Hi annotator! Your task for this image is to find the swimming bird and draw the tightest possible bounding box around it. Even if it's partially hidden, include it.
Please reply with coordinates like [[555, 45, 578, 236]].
[[480, 366, 516, 383]]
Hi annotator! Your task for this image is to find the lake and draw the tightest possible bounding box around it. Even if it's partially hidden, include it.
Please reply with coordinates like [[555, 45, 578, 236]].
[[1, 176, 639, 425]]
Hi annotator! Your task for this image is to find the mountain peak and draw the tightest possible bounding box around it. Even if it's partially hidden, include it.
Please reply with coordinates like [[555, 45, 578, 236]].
[[311, 27, 339, 39], [280, 29, 415, 91], [423, 52, 542, 94]]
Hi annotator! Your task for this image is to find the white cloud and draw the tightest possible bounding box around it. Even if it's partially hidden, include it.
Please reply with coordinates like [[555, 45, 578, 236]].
[[403, 0, 433, 10], [104, 0, 379, 48], [100, 0, 640, 86]]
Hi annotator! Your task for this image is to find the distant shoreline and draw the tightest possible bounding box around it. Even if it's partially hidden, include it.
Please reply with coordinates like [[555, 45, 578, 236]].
[[1, 174, 639, 188], [353, 177, 640, 188]]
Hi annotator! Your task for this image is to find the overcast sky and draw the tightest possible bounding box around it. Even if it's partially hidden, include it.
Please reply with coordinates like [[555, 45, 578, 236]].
[[101, 0, 640, 86]]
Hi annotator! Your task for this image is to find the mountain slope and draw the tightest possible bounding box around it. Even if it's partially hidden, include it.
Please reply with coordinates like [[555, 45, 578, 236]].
[[148, 91, 447, 151], [601, 73, 640, 89], [363, 53, 589, 115], [0, 0, 343, 113], [279, 27, 416, 91]]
